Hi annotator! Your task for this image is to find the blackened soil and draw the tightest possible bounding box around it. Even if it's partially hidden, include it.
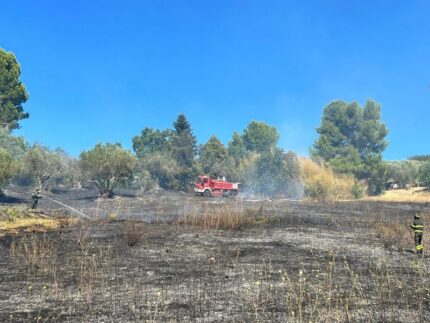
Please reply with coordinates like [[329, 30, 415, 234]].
[[0, 187, 430, 321]]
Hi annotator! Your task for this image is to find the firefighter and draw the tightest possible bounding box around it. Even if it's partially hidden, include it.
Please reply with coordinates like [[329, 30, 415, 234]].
[[31, 188, 42, 210], [411, 213, 424, 254]]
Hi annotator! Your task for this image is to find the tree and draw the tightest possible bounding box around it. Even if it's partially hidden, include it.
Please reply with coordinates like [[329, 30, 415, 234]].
[[0, 127, 26, 159], [0, 49, 29, 130], [242, 121, 279, 153], [79, 143, 136, 197], [312, 99, 388, 193], [132, 127, 174, 158], [22, 145, 63, 188], [246, 148, 301, 198], [0, 148, 20, 194], [136, 152, 179, 190], [419, 162, 430, 188], [198, 135, 233, 178], [228, 132, 248, 164], [410, 155, 430, 162], [171, 114, 197, 190], [386, 160, 421, 188]]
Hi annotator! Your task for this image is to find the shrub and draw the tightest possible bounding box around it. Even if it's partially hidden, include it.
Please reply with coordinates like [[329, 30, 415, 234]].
[[300, 158, 356, 201]]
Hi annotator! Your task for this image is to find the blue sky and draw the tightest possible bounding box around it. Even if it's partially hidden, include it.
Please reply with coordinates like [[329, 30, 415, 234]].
[[1, 0, 429, 159]]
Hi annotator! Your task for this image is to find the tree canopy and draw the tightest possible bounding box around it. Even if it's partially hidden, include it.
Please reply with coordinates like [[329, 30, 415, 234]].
[[0, 127, 26, 159], [79, 143, 136, 197], [198, 135, 231, 178], [242, 121, 279, 153], [0, 49, 29, 130], [419, 162, 430, 188], [21, 145, 64, 187], [132, 127, 173, 158], [0, 148, 20, 193], [312, 100, 388, 194]]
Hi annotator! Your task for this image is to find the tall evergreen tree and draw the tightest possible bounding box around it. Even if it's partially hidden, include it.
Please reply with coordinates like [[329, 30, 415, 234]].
[[312, 99, 388, 194], [171, 114, 197, 190], [0, 49, 29, 130]]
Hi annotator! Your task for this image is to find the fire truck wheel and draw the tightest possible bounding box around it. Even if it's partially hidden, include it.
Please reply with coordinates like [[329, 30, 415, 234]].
[[204, 189, 212, 197], [226, 190, 236, 198]]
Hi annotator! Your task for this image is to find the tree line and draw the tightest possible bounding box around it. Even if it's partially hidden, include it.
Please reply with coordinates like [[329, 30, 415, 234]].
[[1, 48, 430, 199]]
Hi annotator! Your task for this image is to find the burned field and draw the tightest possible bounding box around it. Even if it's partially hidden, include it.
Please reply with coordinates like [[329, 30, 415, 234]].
[[1, 189, 430, 322]]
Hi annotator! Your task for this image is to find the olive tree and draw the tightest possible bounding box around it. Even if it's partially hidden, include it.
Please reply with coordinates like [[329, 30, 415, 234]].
[[22, 145, 63, 188], [0, 148, 20, 194], [79, 143, 136, 197]]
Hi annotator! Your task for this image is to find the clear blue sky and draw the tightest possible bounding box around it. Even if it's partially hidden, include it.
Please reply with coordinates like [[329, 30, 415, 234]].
[[1, 0, 429, 159]]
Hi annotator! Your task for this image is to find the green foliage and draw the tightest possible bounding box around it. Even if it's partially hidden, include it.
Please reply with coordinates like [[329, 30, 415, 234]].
[[0, 128, 26, 159], [132, 127, 173, 158], [228, 132, 248, 163], [79, 143, 136, 197], [132, 114, 198, 191], [242, 121, 279, 153], [367, 161, 387, 196], [312, 99, 388, 194], [351, 182, 364, 199], [409, 155, 430, 162], [419, 162, 430, 188], [198, 135, 232, 178], [0, 148, 20, 192], [22, 145, 64, 187], [136, 152, 179, 190], [171, 114, 197, 191], [0, 49, 29, 130], [246, 149, 301, 198], [386, 160, 421, 188]]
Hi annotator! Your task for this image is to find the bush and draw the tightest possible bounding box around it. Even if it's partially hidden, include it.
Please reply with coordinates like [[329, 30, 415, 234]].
[[419, 161, 430, 188], [351, 183, 364, 199], [300, 158, 357, 201]]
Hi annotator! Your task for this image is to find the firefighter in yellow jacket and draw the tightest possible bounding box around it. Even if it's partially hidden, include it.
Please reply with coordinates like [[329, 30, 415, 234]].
[[31, 188, 42, 210], [411, 213, 424, 254]]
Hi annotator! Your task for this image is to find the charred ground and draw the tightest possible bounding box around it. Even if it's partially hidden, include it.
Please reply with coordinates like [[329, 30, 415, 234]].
[[1, 187, 430, 322]]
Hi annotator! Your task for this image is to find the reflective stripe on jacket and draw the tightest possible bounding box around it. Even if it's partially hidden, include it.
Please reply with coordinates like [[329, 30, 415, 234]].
[[411, 219, 424, 233]]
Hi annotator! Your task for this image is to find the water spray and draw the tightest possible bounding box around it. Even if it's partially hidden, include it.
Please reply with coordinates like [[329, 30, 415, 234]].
[[42, 195, 90, 219]]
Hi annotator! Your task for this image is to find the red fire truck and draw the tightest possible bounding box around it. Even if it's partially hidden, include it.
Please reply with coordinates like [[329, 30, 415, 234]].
[[194, 176, 240, 198]]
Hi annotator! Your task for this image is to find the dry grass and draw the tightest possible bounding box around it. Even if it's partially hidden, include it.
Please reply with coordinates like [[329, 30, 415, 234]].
[[299, 158, 358, 201], [178, 203, 262, 230], [364, 187, 430, 203], [375, 221, 410, 251], [0, 206, 78, 236], [124, 220, 145, 247]]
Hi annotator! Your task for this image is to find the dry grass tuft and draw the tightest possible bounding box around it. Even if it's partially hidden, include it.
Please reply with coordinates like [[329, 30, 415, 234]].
[[179, 203, 261, 230], [375, 221, 410, 251], [124, 220, 145, 247], [299, 158, 358, 201]]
